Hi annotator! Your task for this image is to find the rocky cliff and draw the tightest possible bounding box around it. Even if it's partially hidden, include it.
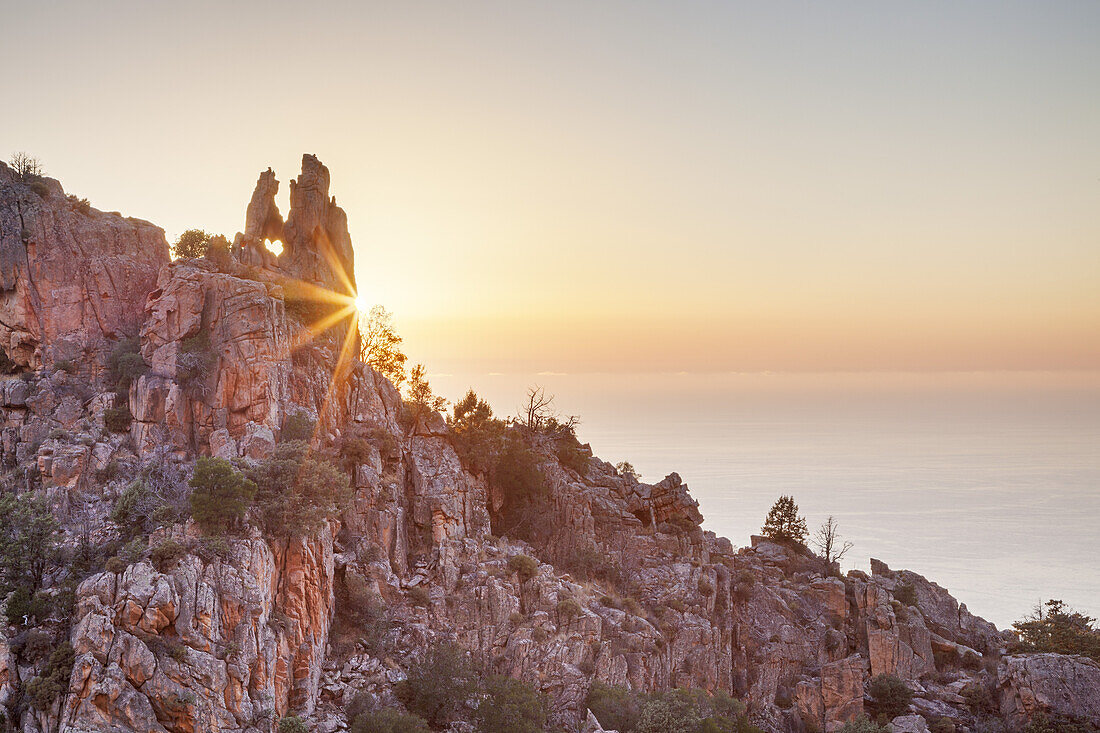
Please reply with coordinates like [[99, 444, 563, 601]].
[[0, 156, 1095, 733]]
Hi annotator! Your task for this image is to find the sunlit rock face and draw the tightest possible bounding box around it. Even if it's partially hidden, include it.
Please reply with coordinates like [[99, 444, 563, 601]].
[[0, 161, 168, 371], [233, 154, 355, 301]]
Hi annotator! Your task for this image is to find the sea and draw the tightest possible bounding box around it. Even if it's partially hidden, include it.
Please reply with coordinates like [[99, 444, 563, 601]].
[[430, 370, 1100, 630]]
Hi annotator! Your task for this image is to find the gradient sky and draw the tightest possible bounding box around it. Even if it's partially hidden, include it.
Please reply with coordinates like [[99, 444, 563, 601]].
[[3, 1, 1098, 374]]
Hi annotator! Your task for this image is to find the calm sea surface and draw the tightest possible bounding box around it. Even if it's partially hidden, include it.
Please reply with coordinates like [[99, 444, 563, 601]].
[[431, 371, 1100, 629]]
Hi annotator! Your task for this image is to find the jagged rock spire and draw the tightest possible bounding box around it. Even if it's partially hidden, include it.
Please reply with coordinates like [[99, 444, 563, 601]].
[[238, 154, 357, 298]]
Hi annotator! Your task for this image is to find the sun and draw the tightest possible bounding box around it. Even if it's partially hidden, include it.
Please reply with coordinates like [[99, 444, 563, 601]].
[[355, 293, 370, 314]]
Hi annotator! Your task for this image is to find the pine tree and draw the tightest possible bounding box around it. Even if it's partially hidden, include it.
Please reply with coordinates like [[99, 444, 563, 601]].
[[761, 495, 808, 544]]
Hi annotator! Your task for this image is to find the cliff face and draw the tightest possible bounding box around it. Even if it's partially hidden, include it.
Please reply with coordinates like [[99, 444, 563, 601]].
[[0, 162, 168, 372], [0, 156, 1096, 733]]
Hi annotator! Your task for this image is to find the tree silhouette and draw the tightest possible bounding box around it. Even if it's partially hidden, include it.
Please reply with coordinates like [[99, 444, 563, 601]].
[[761, 495, 808, 544]]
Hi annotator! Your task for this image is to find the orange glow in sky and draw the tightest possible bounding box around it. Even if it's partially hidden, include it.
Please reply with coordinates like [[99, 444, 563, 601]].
[[3, 2, 1098, 375]]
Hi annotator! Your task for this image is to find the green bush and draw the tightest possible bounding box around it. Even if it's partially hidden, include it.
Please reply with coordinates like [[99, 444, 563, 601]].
[[350, 708, 431, 733], [587, 682, 641, 733], [474, 675, 549, 733], [149, 539, 188, 571], [340, 433, 373, 469], [448, 390, 504, 475], [894, 582, 918, 607], [107, 337, 147, 397], [929, 717, 956, 733], [837, 716, 891, 733], [396, 642, 479, 727], [189, 457, 256, 535], [1012, 600, 1100, 662], [760, 495, 808, 544], [247, 441, 352, 538], [867, 674, 913, 718], [0, 493, 60, 602], [177, 329, 215, 384], [277, 716, 309, 733], [637, 690, 703, 733], [172, 229, 214, 259], [104, 407, 132, 432], [109, 462, 190, 540], [280, 411, 315, 443], [507, 554, 539, 582], [25, 642, 74, 710], [1022, 713, 1097, 733], [557, 597, 582, 620], [555, 438, 590, 475]]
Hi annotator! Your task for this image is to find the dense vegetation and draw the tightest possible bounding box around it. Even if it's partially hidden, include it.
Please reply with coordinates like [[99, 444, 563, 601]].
[[587, 682, 760, 733], [1012, 600, 1100, 662]]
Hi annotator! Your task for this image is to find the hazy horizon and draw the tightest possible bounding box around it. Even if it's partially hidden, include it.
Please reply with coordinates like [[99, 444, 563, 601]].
[[428, 368, 1100, 628]]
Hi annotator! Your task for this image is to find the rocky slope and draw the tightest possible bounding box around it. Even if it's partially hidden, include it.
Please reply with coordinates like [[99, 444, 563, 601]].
[[0, 155, 1096, 733]]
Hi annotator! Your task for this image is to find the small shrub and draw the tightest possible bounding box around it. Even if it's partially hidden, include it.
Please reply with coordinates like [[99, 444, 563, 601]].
[[247, 441, 352, 538], [930, 718, 957, 733], [277, 716, 309, 733], [340, 434, 372, 468], [474, 675, 549, 733], [25, 642, 74, 711], [557, 597, 582, 620], [509, 612, 525, 625], [408, 585, 430, 607], [53, 359, 76, 374], [280, 411, 315, 443], [698, 578, 715, 595], [587, 682, 641, 733], [395, 642, 478, 727], [1022, 713, 1097, 733], [104, 407, 132, 432], [895, 582, 918, 607], [351, 708, 431, 733], [837, 715, 891, 733], [508, 554, 539, 582], [867, 674, 913, 718], [105, 556, 127, 574], [555, 439, 590, 474], [189, 457, 256, 535], [172, 229, 214, 259], [150, 539, 187, 571], [30, 180, 50, 198], [177, 329, 215, 385]]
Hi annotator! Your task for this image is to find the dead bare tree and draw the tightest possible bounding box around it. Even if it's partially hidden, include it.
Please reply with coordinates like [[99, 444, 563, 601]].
[[9, 152, 42, 180], [517, 385, 555, 430], [812, 515, 854, 565]]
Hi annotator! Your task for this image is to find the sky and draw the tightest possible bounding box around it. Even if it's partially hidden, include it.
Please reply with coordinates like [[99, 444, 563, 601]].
[[2, 1, 1099, 376]]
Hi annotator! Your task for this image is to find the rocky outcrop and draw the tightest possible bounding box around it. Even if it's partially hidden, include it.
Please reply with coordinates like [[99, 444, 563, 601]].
[[0, 162, 169, 371], [280, 155, 354, 298], [132, 260, 290, 455], [998, 654, 1100, 729], [63, 528, 335, 733]]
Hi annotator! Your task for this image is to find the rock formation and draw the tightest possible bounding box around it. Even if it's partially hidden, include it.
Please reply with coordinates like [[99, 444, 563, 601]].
[[0, 156, 1096, 733], [0, 162, 168, 372]]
